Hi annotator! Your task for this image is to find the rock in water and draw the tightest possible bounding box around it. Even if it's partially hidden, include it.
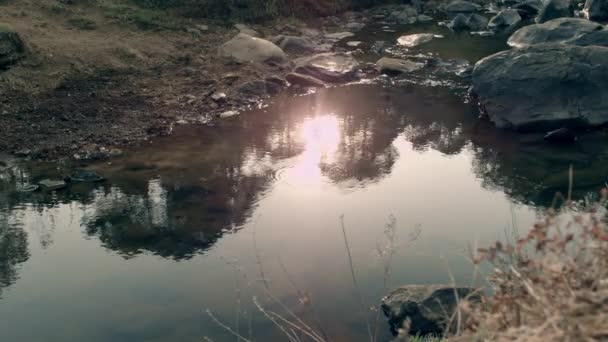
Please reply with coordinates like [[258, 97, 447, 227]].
[[376, 57, 424, 75], [514, 0, 543, 19], [397, 33, 442, 47], [271, 35, 314, 55], [536, 0, 574, 23], [507, 18, 603, 47], [286, 73, 325, 88], [583, 0, 608, 20], [68, 170, 105, 182], [382, 285, 480, 336], [294, 53, 358, 83], [488, 9, 522, 30], [0, 26, 25, 69], [445, 0, 481, 13], [448, 13, 469, 30], [39, 179, 67, 191], [218, 33, 287, 65], [544, 128, 578, 143], [472, 44, 608, 130], [324, 32, 355, 40], [467, 14, 489, 31]]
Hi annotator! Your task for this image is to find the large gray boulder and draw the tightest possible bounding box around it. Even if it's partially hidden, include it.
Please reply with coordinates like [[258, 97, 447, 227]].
[[507, 18, 602, 47], [488, 9, 522, 30], [583, 0, 608, 20], [445, 0, 481, 13], [218, 33, 287, 64], [376, 57, 424, 75], [382, 285, 480, 336], [567, 28, 608, 46], [0, 26, 25, 70], [472, 44, 608, 130], [536, 0, 574, 23], [294, 53, 358, 83]]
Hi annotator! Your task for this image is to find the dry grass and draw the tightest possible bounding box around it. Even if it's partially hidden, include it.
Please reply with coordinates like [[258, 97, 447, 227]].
[[450, 191, 608, 342]]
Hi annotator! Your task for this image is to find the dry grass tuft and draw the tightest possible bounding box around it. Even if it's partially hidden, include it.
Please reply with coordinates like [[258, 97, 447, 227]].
[[452, 190, 608, 342]]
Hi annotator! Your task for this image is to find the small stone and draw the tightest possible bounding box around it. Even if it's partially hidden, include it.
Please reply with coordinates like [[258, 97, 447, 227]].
[[397, 33, 443, 47], [39, 179, 67, 191], [346, 41, 363, 47], [211, 92, 227, 102], [324, 32, 355, 40], [219, 110, 240, 118], [286, 73, 326, 88]]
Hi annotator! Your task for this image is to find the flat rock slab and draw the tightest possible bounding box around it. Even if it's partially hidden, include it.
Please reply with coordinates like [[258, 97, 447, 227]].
[[294, 53, 359, 83], [397, 33, 443, 47], [508, 18, 603, 47], [39, 179, 67, 191], [324, 32, 355, 40], [218, 33, 287, 64], [286, 72, 326, 88], [377, 57, 424, 75]]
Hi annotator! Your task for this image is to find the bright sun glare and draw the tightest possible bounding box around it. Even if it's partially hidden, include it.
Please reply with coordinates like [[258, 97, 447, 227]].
[[289, 115, 341, 185]]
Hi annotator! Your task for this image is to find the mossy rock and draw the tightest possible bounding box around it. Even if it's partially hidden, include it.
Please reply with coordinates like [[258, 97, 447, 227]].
[[0, 25, 25, 69]]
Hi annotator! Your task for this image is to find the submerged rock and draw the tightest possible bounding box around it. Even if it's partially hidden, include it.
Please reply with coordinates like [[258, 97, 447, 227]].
[[68, 170, 105, 182], [382, 285, 480, 336], [286, 72, 325, 88], [472, 44, 608, 130], [0, 26, 25, 69], [488, 9, 522, 30], [18, 184, 39, 193], [218, 33, 287, 65], [294, 53, 358, 83], [544, 128, 578, 143], [397, 33, 442, 47], [583, 0, 608, 20], [376, 57, 424, 75], [507, 18, 603, 47], [536, 0, 574, 23]]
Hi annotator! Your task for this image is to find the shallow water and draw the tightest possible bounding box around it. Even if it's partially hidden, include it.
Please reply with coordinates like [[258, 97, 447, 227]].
[[2, 22, 608, 342]]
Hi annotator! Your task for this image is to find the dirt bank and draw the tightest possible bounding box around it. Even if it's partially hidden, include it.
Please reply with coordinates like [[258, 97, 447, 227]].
[[0, 0, 367, 160]]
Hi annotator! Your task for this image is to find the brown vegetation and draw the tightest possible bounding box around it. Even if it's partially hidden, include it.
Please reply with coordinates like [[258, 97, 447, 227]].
[[450, 191, 608, 342]]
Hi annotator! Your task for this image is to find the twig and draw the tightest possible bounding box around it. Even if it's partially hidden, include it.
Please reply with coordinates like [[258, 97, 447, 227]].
[[340, 215, 374, 342], [206, 309, 253, 342]]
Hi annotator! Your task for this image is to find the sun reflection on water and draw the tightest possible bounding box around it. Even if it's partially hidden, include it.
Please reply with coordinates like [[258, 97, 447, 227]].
[[288, 114, 341, 185]]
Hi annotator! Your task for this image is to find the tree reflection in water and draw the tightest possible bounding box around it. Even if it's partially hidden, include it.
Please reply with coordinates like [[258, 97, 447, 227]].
[[1, 84, 608, 297]]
